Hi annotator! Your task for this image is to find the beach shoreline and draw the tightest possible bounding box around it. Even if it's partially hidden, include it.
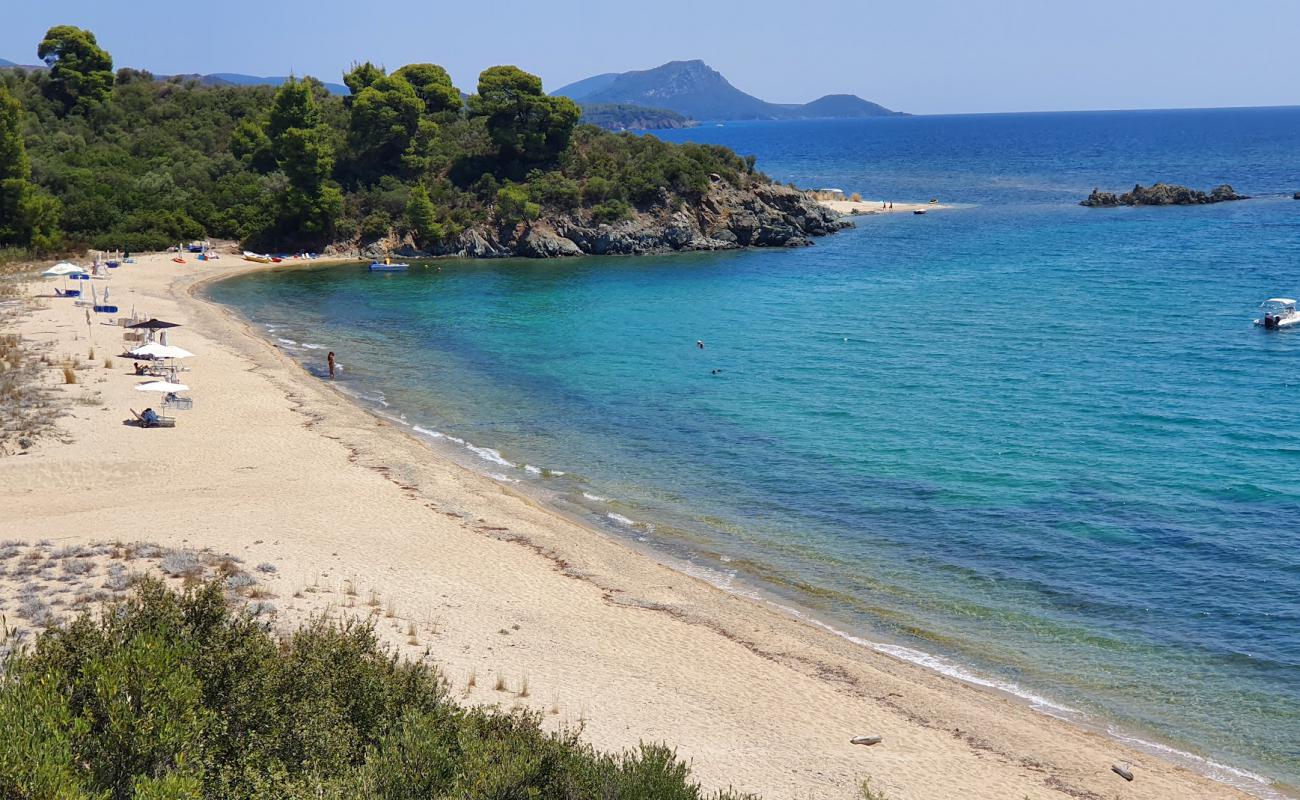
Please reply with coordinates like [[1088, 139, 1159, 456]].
[[0, 251, 1279, 799]]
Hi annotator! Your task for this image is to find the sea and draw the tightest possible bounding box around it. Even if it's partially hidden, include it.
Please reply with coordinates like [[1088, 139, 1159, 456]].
[[207, 107, 1300, 796]]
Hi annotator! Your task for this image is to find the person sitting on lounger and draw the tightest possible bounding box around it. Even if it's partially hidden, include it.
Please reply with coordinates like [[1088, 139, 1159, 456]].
[[141, 408, 159, 426], [133, 361, 146, 375]]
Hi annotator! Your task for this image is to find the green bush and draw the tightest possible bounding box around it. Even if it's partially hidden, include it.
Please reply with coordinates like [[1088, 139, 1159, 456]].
[[0, 579, 756, 800], [495, 183, 540, 226], [591, 199, 633, 224]]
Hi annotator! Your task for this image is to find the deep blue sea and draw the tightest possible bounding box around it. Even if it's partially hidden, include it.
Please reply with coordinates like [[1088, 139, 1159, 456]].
[[208, 108, 1300, 796]]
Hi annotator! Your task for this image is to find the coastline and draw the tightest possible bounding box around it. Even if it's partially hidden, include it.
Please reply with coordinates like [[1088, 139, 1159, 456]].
[[0, 252, 1277, 799]]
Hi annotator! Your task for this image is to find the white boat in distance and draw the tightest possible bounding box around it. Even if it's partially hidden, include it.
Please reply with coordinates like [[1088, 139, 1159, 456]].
[[368, 260, 409, 272], [1254, 298, 1299, 329]]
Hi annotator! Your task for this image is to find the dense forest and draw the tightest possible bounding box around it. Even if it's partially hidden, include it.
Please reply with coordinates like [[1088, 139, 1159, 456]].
[[0, 26, 760, 255]]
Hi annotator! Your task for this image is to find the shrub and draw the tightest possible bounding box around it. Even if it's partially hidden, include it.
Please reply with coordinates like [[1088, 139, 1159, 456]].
[[590, 199, 633, 224], [0, 579, 755, 799], [495, 184, 540, 227]]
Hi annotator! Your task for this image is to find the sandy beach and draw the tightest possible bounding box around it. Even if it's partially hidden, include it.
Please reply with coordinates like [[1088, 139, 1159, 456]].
[[0, 251, 1260, 799], [816, 198, 950, 216]]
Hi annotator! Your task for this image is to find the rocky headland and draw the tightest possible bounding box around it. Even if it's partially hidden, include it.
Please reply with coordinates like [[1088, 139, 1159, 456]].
[[1081, 182, 1248, 207], [348, 181, 851, 260]]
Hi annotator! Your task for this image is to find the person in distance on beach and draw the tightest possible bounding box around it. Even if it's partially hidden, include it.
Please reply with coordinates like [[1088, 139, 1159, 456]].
[[327, 351, 336, 380]]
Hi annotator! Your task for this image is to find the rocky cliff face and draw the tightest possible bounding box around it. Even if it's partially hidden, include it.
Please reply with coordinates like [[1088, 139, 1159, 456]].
[[1081, 183, 1248, 207], [348, 182, 851, 260]]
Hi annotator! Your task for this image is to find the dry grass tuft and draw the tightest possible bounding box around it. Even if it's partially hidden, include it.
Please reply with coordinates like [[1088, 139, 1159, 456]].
[[517, 676, 529, 698], [61, 364, 76, 384], [494, 674, 507, 692], [103, 357, 113, 369], [366, 590, 380, 608], [466, 668, 476, 688]]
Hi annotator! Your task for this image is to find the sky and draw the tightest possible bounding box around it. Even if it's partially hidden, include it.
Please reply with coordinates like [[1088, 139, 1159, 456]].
[[4, 0, 1297, 114]]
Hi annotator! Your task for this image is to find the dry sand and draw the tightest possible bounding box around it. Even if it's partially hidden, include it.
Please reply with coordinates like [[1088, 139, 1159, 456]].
[[816, 198, 950, 217], [0, 251, 1262, 799]]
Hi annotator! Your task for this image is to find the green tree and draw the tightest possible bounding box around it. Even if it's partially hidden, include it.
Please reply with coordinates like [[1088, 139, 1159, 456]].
[[342, 61, 385, 104], [266, 76, 320, 143], [262, 78, 341, 244], [469, 66, 580, 163], [404, 183, 440, 245], [347, 75, 427, 181], [37, 25, 114, 112], [495, 183, 540, 226], [229, 118, 276, 172], [392, 63, 462, 115], [0, 83, 61, 250]]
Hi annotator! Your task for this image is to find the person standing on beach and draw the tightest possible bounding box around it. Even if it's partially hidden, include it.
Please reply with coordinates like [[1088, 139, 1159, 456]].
[[327, 351, 336, 380]]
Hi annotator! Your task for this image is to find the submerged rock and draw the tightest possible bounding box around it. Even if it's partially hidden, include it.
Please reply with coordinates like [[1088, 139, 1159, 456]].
[[1081, 182, 1249, 207]]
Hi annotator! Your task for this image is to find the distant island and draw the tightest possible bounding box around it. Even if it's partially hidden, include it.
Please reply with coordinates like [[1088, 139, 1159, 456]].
[[576, 102, 692, 131], [1081, 183, 1248, 207], [553, 59, 905, 123]]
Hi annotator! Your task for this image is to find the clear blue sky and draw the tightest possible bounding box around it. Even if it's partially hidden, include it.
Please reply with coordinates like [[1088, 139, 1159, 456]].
[[4, 0, 1296, 114]]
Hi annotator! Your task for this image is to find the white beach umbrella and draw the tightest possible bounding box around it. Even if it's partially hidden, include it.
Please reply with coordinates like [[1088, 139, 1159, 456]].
[[135, 381, 190, 393], [42, 263, 81, 277], [130, 343, 195, 360]]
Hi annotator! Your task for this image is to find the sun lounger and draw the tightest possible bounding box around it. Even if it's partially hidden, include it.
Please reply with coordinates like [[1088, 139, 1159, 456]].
[[163, 395, 193, 411], [130, 409, 175, 428]]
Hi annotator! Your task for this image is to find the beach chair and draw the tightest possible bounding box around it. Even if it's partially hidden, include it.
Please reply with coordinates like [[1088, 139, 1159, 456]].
[[163, 394, 193, 411], [130, 409, 175, 429]]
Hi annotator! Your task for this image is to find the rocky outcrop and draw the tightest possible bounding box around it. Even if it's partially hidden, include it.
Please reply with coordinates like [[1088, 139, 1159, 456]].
[[1081, 183, 1248, 207], [359, 181, 851, 260]]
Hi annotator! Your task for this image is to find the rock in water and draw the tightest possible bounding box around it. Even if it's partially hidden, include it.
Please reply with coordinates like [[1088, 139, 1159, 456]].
[[1081, 182, 1248, 207]]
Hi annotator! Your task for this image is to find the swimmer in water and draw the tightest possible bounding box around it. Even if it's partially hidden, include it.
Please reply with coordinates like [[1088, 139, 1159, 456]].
[[697, 340, 705, 349]]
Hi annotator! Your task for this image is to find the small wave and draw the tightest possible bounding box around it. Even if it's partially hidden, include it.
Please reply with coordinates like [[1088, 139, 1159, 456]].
[[1107, 729, 1282, 799], [277, 338, 299, 347], [801, 616, 1081, 718], [524, 464, 542, 475], [486, 472, 519, 484], [582, 492, 609, 503], [607, 512, 636, 527], [467, 444, 513, 468], [301, 343, 323, 350], [412, 425, 444, 440], [445, 435, 465, 445]]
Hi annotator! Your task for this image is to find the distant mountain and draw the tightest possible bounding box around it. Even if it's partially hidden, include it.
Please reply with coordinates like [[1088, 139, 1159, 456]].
[[557, 72, 620, 101], [553, 60, 903, 121], [204, 72, 350, 96], [796, 93, 898, 118], [0, 58, 14, 67]]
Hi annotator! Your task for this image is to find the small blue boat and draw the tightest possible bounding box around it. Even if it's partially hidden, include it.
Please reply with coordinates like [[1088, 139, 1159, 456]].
[[369, 261, 409, 272]]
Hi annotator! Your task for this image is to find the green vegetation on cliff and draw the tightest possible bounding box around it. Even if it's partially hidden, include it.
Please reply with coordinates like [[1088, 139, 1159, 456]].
[[0, 578, 756, 799], [0, 26, 760, 254]]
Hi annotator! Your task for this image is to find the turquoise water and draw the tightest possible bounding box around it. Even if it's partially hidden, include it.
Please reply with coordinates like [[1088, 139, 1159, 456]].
[[209, 108, 1300, 795]]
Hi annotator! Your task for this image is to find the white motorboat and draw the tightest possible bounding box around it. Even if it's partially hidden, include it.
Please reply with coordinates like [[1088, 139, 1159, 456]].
[[1254, 298, 1299, 329]]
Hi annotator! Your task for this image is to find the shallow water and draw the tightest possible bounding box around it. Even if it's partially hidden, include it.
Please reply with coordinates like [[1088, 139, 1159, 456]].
[[209, 107, 1300, 794]]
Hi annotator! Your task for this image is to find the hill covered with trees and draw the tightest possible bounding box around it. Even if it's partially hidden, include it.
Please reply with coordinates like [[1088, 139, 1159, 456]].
[[0, 26, 846, 259]]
